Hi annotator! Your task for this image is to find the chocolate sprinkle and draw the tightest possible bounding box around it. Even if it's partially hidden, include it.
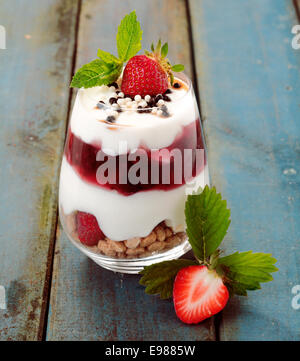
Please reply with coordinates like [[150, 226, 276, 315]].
[[106, 116, 116, 123], [163, 94, 171, 102], [147, 97, 156, 108], [137, 106, 144, 114], [108, 82, 118, 89], [164, 89, 172, 94], [161, 105, 170, 117], [155, 94, 163, 103], [97, 101, 106, 109], [137, 106, 151, 114], [109, 97, 117, 104]]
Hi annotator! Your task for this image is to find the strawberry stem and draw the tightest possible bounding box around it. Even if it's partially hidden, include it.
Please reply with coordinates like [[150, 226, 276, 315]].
[[144, 39, 184, 86]]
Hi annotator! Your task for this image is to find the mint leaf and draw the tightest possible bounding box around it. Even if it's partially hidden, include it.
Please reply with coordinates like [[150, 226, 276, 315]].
[[71, 11, 142, 89], [185, 185, 231, 261], [117, 10, 142, 62], [171, 64, 184, 72], [97, 49, 120, 64], [217, 251, 278, 296], [139, 259, 198, 299], [70, 59, 122, 88]]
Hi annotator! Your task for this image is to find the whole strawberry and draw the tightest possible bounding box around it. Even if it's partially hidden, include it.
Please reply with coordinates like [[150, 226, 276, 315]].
[[121, 55, 168, 97], [121, 40, 184, 97], [70, 13, 184, 94], [76, 211, 105, 246]]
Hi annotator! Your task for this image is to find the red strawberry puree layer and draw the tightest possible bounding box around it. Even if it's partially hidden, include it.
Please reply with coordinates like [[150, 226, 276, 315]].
[[64, 119, 206, 196]]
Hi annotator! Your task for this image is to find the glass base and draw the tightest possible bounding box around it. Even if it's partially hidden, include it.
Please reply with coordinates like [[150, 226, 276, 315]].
[[69, 235, 192, 274]]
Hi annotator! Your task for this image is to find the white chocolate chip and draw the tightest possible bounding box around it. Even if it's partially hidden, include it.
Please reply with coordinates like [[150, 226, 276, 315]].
[[125, 97, 132, 103], [130, 101, 138, 109], [134, 95, 142, 102], [109, 86, 116, 91], [157, 99, 165, 106], [157, 109, 163, 116], [118, 92, 124, 98], [151, 108, 158, 114], [139, 100, 147, 108], [117, 98, 124, 106], [144, 95, 151, 102]]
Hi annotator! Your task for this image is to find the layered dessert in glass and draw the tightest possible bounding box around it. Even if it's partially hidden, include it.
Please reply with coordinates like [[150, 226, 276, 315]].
[[59, 11, 208, 273], [59, 73, 208, 273]]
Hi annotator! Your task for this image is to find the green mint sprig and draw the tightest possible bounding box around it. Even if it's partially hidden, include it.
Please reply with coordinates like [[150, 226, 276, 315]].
[[70, 11, 142, 88], [139, 186, 278, 299], [116, 11, 143, 62]]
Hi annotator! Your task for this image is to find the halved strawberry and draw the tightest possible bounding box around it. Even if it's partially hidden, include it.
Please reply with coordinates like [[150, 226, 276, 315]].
[[76, 211, 105, 246], [173, 265, 229, 324]]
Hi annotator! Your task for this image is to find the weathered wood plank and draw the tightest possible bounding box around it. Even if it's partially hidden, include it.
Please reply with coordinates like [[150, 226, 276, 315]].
[[0, 0, 79, 340], [46, 0, 215, 341], [189, 0, 300, 340]]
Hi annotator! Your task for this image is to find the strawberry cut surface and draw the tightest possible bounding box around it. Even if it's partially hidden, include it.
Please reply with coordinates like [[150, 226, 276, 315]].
[[121, 55, 169, 97], [173, 265, 229, 324], [76, 211, 105, 246]]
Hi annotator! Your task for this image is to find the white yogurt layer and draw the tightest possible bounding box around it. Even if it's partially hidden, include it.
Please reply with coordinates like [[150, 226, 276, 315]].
[[70, 78, 198, 156], [59, 157, 209, 241]]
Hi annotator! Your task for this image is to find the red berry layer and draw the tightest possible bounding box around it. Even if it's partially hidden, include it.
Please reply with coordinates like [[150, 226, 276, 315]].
[[64, 119, 206, 196]]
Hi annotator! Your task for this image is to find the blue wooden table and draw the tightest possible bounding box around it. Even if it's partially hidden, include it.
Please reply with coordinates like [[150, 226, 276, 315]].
[[0, 0, 299, 341]]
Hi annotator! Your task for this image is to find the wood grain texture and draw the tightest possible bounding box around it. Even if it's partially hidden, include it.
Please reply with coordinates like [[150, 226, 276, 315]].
[[189, 0, 300, 340], [0, 0, 79, 340], [46, 0, 215, 341]]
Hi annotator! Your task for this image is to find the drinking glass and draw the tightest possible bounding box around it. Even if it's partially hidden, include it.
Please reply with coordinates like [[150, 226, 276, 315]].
[[59, 73, 209, 273]]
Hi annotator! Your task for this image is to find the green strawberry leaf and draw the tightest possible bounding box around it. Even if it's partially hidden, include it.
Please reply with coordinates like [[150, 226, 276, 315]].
[[97, 49, 121, 64], [217, 251, 278, 296], [70, 59, 122, 88], [139, 259, 198, 299], [117, 10, 143, 62], [185, 185, 231, 261], [171, 64, 184, 72], [155, 39, 162, 53], [161, 42, 168, 58]]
